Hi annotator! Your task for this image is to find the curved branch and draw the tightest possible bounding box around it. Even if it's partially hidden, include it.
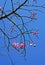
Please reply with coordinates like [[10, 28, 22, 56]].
[[0, 0, 28, 20]]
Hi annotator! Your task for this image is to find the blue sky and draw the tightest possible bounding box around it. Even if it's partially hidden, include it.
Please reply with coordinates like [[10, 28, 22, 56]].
[[0, 0, 45, 65]]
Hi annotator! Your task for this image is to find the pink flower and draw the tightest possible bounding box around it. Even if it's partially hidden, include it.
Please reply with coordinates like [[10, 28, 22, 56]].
[[12, 42, 20, 49], [0, 7, 2, 11], [19, 43, 25, 49], [12, 42, 17, 47], [30, 13, 36, 19], [12, 43, 25, 49], [32, 32, 38, 36]]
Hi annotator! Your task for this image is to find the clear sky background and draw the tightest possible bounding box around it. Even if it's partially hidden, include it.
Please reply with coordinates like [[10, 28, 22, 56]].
[[0, 0, 45, 65]]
